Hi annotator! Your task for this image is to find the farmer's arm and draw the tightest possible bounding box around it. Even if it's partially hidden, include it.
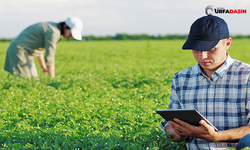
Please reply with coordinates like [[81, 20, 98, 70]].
[[47, 65, 55, 78], [169, 119, 250, 142], [37, 53, 48, 74]]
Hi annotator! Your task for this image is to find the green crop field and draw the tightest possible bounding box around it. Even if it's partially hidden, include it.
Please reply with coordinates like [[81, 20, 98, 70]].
[[0, 39, 249, 149]]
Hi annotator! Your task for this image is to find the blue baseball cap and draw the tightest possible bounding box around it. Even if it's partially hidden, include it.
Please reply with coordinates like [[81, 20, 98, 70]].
[[182, 15, 229, 51]]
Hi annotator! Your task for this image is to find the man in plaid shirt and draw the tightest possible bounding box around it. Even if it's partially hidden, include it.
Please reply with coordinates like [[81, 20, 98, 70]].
[[161, 15, 250, 149]]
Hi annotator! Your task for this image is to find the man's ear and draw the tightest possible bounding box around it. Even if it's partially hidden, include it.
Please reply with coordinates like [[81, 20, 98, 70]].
[[225, 37, 232, 50]]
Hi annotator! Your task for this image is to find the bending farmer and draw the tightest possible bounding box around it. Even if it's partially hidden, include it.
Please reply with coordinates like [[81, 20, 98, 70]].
[[4, 16, 83, 78]]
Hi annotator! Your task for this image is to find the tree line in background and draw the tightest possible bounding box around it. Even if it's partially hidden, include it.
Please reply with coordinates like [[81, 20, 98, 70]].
[[1, 34, 250, 42], [81, 34, 250, 41]]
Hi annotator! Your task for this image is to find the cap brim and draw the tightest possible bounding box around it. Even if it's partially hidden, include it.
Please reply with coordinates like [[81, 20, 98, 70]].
[[182, 38, 220, 51], [71, 29, 82, 40]]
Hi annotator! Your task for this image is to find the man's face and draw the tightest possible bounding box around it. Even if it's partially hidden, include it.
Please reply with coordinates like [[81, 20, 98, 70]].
[[192, 38, 231, 75], [63, 25, 72, 39]]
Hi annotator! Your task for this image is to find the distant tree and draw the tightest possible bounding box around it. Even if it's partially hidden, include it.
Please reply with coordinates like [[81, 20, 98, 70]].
[[140, 34, 150, 40], [180, 35, 188, 39], [234, 35, 246, 39], [129, 34, 140, 40], [157, 35, 164, 40], [149, 35, 157, 40], [82, 35, 98, 41], [113, 34, 128, 40], [105, 36, 113, 40], [0, 38, 12, 42]]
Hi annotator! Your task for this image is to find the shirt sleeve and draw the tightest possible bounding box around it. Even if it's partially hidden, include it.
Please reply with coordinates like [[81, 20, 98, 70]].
[[45, 25, 60, 66], [160, 75, 194, 143], [246, 78, 250, 125], [160, 75, 182, 133]]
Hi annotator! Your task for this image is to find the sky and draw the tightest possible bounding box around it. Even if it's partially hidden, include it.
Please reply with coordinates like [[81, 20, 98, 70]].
[[0, 0, 250, 38]]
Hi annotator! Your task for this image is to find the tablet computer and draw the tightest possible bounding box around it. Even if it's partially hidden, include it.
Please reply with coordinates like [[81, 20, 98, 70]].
[[156, 109, 218, 131]]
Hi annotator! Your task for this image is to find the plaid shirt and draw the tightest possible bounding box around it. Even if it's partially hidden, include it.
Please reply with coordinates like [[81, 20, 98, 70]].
[[161, 54, 250, 150]]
